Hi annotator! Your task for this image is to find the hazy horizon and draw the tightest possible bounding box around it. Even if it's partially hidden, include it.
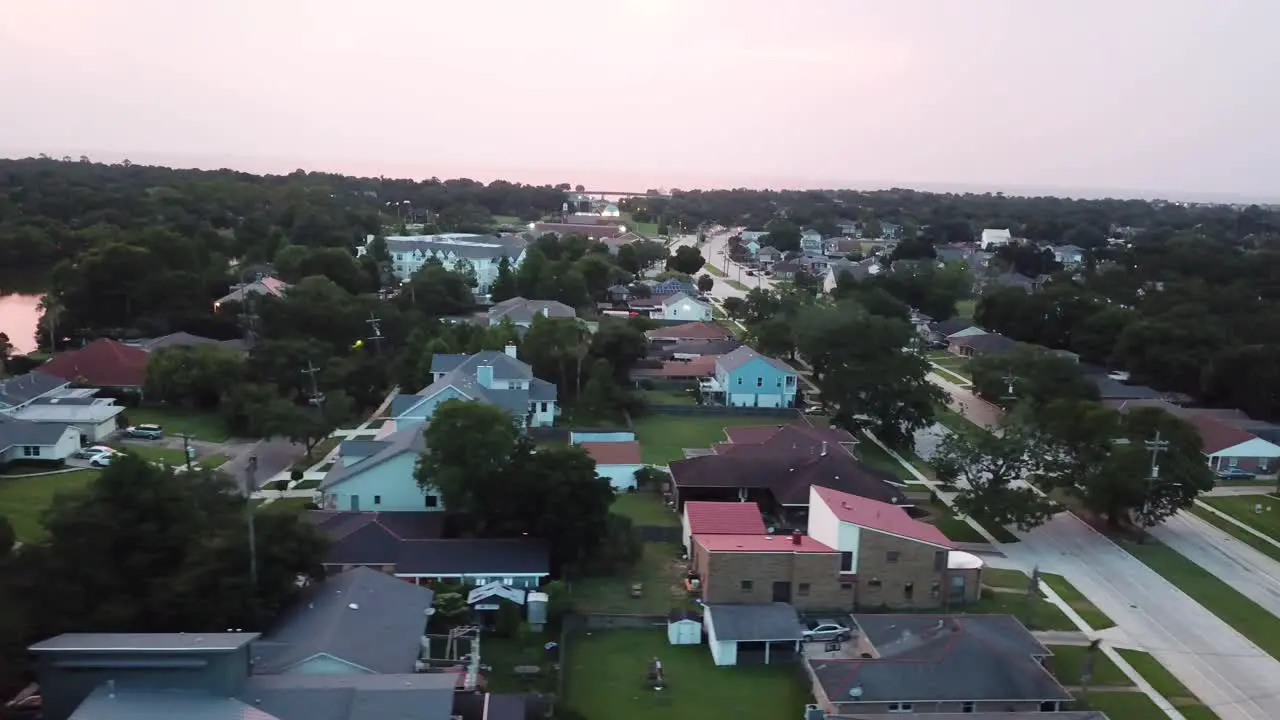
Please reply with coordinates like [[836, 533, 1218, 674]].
[[3, 1, 1279, 203]]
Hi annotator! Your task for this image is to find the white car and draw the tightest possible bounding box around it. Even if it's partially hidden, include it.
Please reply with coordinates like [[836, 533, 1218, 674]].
[[75, 445, 115, 459], [89, 453, 113, 468], [803, 619, 852, 642]]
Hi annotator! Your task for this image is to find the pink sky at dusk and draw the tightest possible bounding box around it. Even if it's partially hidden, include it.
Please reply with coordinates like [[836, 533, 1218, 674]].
[[2, 0, 1278, 200]]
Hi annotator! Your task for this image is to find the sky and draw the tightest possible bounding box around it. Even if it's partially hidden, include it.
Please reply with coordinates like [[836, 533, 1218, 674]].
[[2, 0, 1279, 200]]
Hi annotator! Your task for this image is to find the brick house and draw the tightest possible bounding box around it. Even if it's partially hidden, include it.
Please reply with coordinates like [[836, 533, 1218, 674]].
[[807, 486, 982, 610], [39, 338, 149, 392], [692, 532, 856, 611]]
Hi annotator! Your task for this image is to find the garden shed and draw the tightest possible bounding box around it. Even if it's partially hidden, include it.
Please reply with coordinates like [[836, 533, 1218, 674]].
[[667, 610, 702, 645]]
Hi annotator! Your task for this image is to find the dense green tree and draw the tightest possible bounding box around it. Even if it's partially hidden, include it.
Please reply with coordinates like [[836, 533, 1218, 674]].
[[273, 246, 369, 294], [932, 424, 1058, 532], [667, 246, 706, 275], [269, 390, 355, 460], [144, 344, 247, 408], [968, 347, 1099, 413], [521, 316, 591, 400], [696, 274, 714, 293], [490, 255, 518, 302], [764, 220, 802, 253], [397, 262, 475, 317], [588, 318, 650, 383]]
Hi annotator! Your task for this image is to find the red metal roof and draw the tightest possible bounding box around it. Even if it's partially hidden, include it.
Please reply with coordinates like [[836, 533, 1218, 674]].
[[646, 322, 733, 341], [684, 501, 766, 536], [40, 338, 149, 388], [1182, 414, 1260, 455], [580, 441, 643, 466], [694, 533, 835, 553], [812, 486, 953, 548]]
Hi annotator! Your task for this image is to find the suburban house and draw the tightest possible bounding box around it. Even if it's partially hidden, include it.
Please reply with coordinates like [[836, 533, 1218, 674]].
[[705, 347, 798, 408], [755, 246, 782, 268], [692, 530, 853, 611], [771, 259, 800, 280], [530, 222, 626, 241], [681, 499, 768, 554], [800, 231, 825, 254], [655, 292, 713, 321], [307, 511, 551, 588], [948, 332, 1020, 358], [1053, 244, 1087, 266], [824, 238, 861, 257], [0, 371, 70, 411], [806, 614, 1074, 716], [710, 423, 857, 459], [670, 447, 909, 522], [213, 274, 289, 308], [646, 321, 733, 343], [25, 573, 475, 720], [980, 271, 1037, 294], [980, 228, 1014, 249], [807, 486, 982, 609], [740, 230, 770, 245], [649, 338, 742, 361], [487, 296, 577, 328], [253, 567, 434, 675], [1079, 364, 1167, 401], [371, 233, 528, 293], [0, 415, 82, 466], [1106, 400, 1280, 475], [929, 318, 987, 344], [40, 338, 149, 392], [8, 395, 125, 442], [598, 230, 651, 254], [643, 277, 699, 297], [704, 602, 807, 667], [796, 254, 829, 277], [630, 354, 721, 383], [319, 423, 441, 512], [390, 346, 557, 428], [132, 331, 248, 353], [824, 258, 882, 293], [576, 439, 644, 490]]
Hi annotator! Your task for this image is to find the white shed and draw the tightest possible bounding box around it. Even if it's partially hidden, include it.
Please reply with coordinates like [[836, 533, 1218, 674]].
[[667, 610, 703, 645], [705, 603, 805, 667]]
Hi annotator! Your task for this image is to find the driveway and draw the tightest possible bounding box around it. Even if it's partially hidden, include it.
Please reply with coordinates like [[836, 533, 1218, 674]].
[[1004, 514, 1280, 720], [929, 372, 1003, 431]]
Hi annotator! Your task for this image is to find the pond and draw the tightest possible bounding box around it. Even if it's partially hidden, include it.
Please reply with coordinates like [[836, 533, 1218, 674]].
[[0, 272, 49, 354]]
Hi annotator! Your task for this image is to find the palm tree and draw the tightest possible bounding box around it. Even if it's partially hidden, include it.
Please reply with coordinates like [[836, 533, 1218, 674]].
[[36, 294, 61, 353]]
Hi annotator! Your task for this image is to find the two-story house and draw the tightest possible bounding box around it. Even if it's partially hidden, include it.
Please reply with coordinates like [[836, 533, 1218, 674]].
[[389, 345, 557, 428], [373, 233, 527, 294], [980, 228, 1013, 249], [800, 230, 824, 254], [657, 292, 713, 321], [692, 530, 855, 611], [319, 423, 440, 512], [755, 246, 782, 268], [1053, 244, 1086, 266], [709, 346, 798, 408], [806, 486, 981, 609], [487, 296, 577, 328]]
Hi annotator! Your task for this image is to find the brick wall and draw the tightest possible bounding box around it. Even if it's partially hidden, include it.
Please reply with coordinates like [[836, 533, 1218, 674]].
[[854, 530, 949, 610], [698, 546, 855, 611]]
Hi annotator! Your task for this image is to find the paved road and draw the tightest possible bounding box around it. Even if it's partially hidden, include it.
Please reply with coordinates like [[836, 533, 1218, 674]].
[[682, 232, 779, 301], [221, 439, 307, 491], [1151, 511, 1280, 619]]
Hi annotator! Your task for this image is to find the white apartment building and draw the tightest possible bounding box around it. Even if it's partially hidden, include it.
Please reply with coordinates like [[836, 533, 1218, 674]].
[[363, 233, 528, 294]]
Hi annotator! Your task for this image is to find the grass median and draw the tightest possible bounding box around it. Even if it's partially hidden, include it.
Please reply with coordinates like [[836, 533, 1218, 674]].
[[1040, 572, 1116, 630]]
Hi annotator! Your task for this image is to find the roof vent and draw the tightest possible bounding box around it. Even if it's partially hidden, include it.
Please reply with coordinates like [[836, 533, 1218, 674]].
[[348, 603, 360, 610], [847, 685, 864, 699]]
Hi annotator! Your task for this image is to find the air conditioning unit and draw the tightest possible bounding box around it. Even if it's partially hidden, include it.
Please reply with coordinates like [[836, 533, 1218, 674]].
[[414, 660, 427, 672]]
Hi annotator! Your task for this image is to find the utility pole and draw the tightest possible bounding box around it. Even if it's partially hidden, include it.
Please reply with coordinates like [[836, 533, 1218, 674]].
[[365, 312, 385, 355], [1138, 430, 1169, 537], [178, 432, 195, 472], [245, 454, 259, 589], [302, 361, 323, 406], [1000, 374, 1018, 403]]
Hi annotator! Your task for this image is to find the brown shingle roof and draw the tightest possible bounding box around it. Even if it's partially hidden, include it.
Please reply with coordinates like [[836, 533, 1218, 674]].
[[40, 338, 149, 388], [646, 322, 733, 341], [670, 452, 907, 506], [580, 441, 643, 466]]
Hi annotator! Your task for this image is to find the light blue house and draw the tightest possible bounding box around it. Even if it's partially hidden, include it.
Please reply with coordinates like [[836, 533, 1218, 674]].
[[800, 230, 824, 254], [319, 424, 439, 512], [389, 345, 557, 428], [707, 346, 799, 408]]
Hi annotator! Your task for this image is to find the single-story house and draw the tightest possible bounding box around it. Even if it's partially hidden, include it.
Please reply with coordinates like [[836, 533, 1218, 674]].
[[307, 511, 550, 588], [487, 297, 577, 328], [681, 500, 767, 554], [646, 322, 733, 343], [929, 318, 987, 343], [252, 566, 434, 675], [578, 440, 644, 490], [8, 396, 124, 442], [712, 423, 856, 459], [656, 292, 713, 322], [807, 614, 1073, 716], [0, 371, 71, 411], [771, 259, 800, 280], [214, 274, 289, 308], [0, 416, 82, 466], [1106, 400, 1280, 475], [39, 338, 150, 392], [948, 333, 1019, 358], [650, 338, 743, 360], [705, 602, 806, 667]]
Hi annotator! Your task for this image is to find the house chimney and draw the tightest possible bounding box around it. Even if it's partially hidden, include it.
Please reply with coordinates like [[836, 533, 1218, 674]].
[[504, 343, 518, 359], [791, 530, 802, 546], [541, 306, 550, 317], [820, 441, 828, 456]]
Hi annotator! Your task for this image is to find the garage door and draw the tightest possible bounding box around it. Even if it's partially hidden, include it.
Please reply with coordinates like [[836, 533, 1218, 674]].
[[757, 394, 782, 408]]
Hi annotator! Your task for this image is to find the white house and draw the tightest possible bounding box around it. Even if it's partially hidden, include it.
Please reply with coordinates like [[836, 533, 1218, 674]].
[[979, 228, 1013, 250], [318, 423, 441, 512], [371, 233, 528, 294], [0, 417, 82, 466], [705, 603, 805, 667], [0, 371, 71, 412], [575, 440, 644, 490], [389, 345, 557, 428], [1052, 244, 1086, 266], [657, 293, 712, 322], [800, 230, 824, 254]]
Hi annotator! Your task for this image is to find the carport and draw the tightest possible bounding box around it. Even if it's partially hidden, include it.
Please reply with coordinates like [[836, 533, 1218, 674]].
[[704, 603, 805, 667]]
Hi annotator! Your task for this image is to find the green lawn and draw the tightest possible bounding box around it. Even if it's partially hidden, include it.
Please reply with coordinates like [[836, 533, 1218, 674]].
[[491, 215, 525, 227], [1040, 573, 1115, 630], [1081, 691, 1168, 720], [631, 415, 780, 465], [1189, 505, 1280, 563], [611, 492, 679, 527], [570, 543, 690, 615], [853, 439, 919, 484], [642, 388, 698, 406], [922, 497, 1019, 544], [118, 444, 188, 466], [566, 629, 811, 720], [704, 264, 726, 277], [624, 215, 661, 237], [1200, 495, 1280, 542], [955, 298, 977, 320], [981, 568, 1031, 589], [1045, 645, 1133, 686], [200, 453, 229, 469], [726, 279, 750, 292], [122, 407, 230, 442], [1125, 539, 1280, 661], [964, 588, 1075, 631], [0, 470, 99, 543]]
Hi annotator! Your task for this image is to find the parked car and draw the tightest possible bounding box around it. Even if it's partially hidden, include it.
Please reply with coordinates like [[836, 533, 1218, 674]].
[[746, 270, 757, 276], [89, 454, 113, 468], [803, 619, 852, 642], [1216, 468, 1257, 481], [74, 445, 115, 459], [126, 424, 164, 440]]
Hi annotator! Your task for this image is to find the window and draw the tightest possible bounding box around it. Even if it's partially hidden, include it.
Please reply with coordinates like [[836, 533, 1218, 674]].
[[840, 551, 853, 572], [903, 582, 914, 600], [931, 582, 941, 599], [425, 495, 439, 508], [474, 578, 488, 585], [1039, 702, 1059, 713], [798, 583, 810, 596], [756, 377, 763, 387], [776, 378, 782, 387], [540, 402, 548, 413], [868, 577, 882, 589], [373, 495, 382, 505], [888, 703, 913, 713], [840, 582, 853, 590], [22, 446, 38, 457], [934, 551, 946, 572], [501, 577, 514, 585], [740, 580, 753, 592], [961, 702, 975, 713], [737, 377, 742, 385], [886, 551, 900, 564]]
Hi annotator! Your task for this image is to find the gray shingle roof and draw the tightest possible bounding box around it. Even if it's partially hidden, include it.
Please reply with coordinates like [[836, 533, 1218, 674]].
[[336, 440, 390, 460], [67, 686, 270, 720], [952, 333, 1019, 356], [716, 346, 796, 375], [429, 354, 469, 374], [811, 615, 1070, 704], [320, 424, 425, 491], [396, 538, 550, 576], [529, 378, 557, 402], [385, 233, 525, 261], [243, 673, 458, 720], [388, 394, 424, 417], [403, 350, 552, 424], [0, 371, 67, 408], [707, 603, 805, 642], [0, 415, 76, 451], [487, 297, 577, 325], [252, 567, 434, 675]]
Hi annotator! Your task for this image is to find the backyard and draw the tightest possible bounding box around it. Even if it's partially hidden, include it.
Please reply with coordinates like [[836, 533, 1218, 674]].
[[611, 492, 679, 528], [565, 629, 810, 720], [0, 470, 99, 543], [631, 414, 785, 465], [641, 388, 698, 406], [121, 406, 230, 442], [569, 542, 691, 615]]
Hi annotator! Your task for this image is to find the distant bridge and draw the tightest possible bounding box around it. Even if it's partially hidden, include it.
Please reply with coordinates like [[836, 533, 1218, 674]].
[[576, 190, 669, 199]]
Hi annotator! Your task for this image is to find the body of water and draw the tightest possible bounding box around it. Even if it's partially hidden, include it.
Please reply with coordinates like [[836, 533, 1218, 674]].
[[0, 273, 49, 355]]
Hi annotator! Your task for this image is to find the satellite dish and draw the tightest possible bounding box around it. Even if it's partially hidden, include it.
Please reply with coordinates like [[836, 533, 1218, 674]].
[[848, 685, 864, 699], [425, 607, 436, 616]]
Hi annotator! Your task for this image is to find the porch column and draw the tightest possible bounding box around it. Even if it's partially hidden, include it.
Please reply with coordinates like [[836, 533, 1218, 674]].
[[764, 641, 771, 665]]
